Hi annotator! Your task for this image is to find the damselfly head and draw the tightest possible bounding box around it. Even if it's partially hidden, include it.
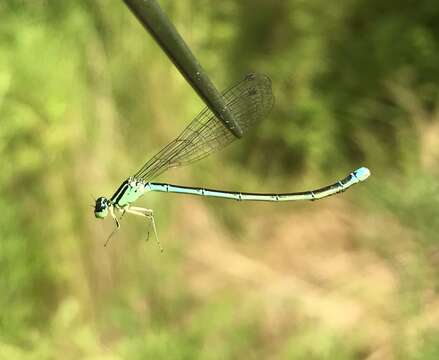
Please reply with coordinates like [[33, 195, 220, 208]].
[[94, 197, 109, 219]]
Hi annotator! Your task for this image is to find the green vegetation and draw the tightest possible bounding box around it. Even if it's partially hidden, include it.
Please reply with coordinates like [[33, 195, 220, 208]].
[[1, 0, 439, 358]]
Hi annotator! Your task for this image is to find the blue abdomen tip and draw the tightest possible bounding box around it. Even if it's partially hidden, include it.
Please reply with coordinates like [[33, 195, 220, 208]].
[[354, 167, 371, 181]]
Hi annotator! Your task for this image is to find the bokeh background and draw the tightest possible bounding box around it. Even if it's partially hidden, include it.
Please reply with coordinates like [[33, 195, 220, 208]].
[[1, 0, 439, 359]]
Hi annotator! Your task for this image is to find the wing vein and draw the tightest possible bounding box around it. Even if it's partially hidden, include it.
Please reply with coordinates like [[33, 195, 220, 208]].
[[134, 73, 274, 182]]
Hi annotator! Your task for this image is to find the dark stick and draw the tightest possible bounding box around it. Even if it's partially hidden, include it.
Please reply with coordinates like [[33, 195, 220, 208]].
[[123, 0, 243, 138]]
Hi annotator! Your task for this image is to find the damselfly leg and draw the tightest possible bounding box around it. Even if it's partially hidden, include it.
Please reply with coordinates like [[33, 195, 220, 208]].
[[105, 206, 121, 247], [125, 207, 163, 252]]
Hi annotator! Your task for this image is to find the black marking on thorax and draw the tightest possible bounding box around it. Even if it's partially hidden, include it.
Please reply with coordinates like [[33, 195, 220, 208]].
[[110, 180, 130, 205]]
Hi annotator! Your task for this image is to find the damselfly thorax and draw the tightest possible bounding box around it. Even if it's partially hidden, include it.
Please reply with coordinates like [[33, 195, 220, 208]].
[[111, 178, 147, 208], [95, 178, 145, 217]]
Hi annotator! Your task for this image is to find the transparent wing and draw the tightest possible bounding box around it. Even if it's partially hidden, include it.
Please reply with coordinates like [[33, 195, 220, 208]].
[[134, 73, 274, 182]]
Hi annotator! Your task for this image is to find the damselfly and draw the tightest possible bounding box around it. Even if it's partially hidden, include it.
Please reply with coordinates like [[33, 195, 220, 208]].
[[94, 73, 370, 249]]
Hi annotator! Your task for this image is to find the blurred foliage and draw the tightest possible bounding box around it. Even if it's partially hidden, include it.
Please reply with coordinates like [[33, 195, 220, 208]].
[[1, 0, 439, 359]]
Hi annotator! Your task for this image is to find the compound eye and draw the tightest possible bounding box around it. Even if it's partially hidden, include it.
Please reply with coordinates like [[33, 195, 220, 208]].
[[95, 197, 107, 211], [94, 197, 109, 219]]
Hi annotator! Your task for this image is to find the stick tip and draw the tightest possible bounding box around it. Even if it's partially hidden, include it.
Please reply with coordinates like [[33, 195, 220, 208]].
[[354, 167, 371, 181]]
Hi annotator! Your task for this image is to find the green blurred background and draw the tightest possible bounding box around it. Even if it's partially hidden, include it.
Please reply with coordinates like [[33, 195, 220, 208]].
[[1, 0, 439, 359]]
